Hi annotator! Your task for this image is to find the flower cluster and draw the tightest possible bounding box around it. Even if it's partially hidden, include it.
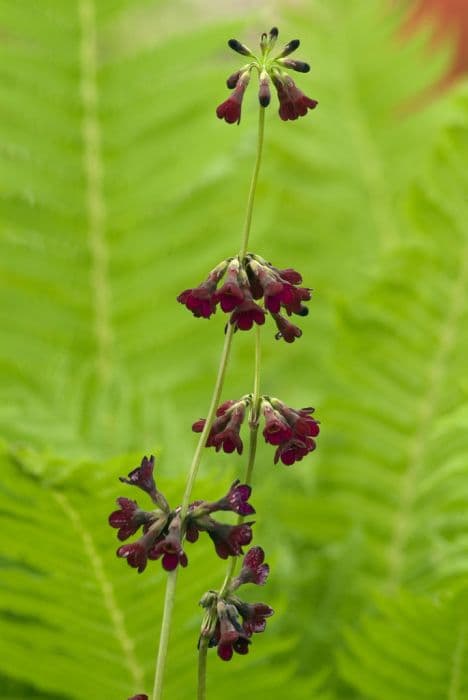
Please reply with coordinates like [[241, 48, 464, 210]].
[[109, 456, 256, 573], [216, 27, 318, 124], [199, 547, 273, 661], [193, 395, 319, 465], [177, 254, 311, 341]]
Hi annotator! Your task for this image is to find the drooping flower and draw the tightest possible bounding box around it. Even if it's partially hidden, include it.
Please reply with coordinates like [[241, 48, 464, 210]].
[[177, 260, 228, 319], [272, 75, 318, 121], [177, 254, 312, 340], [236, 601, 274, 636], [198, 554, 274, 662], [193, 516, 254, 559], [216, 27, 317, 124], [194, 395, 319, 465], [192, 398, 249, 454], [216, 72, 250, 124], [108, 497, 153, 541], [148, 513, 188, 571], [231, 546, 270, 589], [118, 454, 169, 512], [208, 480, 255, 516]]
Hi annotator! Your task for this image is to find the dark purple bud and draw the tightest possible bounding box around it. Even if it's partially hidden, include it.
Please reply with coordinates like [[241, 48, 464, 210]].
[[277, 38, 300, 57], [228, 39, 252, 56], [280, 58, 310, 73], [226, 70, 242, 89], [258, 73, 271, 107], [269, 27, 279, 41]]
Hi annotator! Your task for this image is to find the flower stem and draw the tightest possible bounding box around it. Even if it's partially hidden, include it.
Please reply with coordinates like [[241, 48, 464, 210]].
[[151, 569, 178, 700], [180, 324, 235, 519], [197, 637, 209, 700], [218, 324, 262, 599], [239, 106, 266, 259], [155, 105, 267, 700]]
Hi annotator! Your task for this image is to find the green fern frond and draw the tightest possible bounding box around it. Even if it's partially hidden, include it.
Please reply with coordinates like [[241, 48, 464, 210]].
[[340, 589, 468, 700]]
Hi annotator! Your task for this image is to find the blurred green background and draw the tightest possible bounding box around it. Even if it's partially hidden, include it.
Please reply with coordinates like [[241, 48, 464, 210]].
[[1, 0, 468, 698]]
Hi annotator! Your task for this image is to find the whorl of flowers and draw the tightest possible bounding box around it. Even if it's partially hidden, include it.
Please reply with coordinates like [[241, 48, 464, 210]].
[[216, 27, 318, 124]]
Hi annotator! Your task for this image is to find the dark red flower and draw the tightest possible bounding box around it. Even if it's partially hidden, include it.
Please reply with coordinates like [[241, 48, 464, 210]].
[[272, 313, 303, 343], [207, 479, 255, 516], [148, 514, 188, 571], [118, 454, 170, 512], [271, 400, 320, 438], [274, 436, 316, 466], [177, 283, 217, 319], [108, 497, 152, 541], [203, 520, 254, 559], [229, 294, 266, 331], [117, 542, 149, 574], [193, 399, 247, 455], [262, 403, 293, 445], [177, 262, 228, 318], [231, 546, 270, 589], [273, 75, 318, 121], [236, 601, 274, 636], [214, 259, 245, 311], [217, 602, 251, 661], [128, 695, 148, 700], [216, 73, 250, 124]]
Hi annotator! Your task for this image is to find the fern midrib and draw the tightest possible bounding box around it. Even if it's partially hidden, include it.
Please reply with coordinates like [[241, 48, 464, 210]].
[[385, 241, 468, 590], [53, 491, 144, 688], [79, 0, 113, 383]]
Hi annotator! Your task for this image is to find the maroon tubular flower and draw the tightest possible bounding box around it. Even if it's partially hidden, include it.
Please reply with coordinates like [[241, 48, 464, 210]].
[[237, 601, 274, 636], [203, 520, 254, 559], [276, 267, 302, 285], [229, 292, 266, 331], [148, 514, 188, 571], [117, 541, 149, 574], [119, 454, 157, 497], [272, 400, 320, 438], [231, 546, 270, 589], [213, 259, 245, 311], [116, 516, 168, 573], [193, 400, 247, 455], [216, 72, 250, 124], [272, 313, 303, 343], [273, 75, 318, 121], [217, 602, 251, 661], [274, 436, 316, 466], [128, 695, 148, 700], [177, 262, 228, 319], [262, 402, 293, 444], [108, 497, 152, 541], [119, 454, 170, 512], [208, 479, 255, 516], [177, 282, 217, 319]]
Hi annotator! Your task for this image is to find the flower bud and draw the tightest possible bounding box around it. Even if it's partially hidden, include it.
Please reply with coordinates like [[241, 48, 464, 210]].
[[277, 38, 300, 57], [228, 38, 252, 56], [258, 72, 271, 107]]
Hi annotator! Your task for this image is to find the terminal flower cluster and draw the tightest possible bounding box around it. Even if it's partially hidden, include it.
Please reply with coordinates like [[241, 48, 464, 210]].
[[193, 395, 319, 465], [216, 27, 318, 123], [177, 254, 311, 342], [199, 547, 273, 661], [109, 456, 256, 573]]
